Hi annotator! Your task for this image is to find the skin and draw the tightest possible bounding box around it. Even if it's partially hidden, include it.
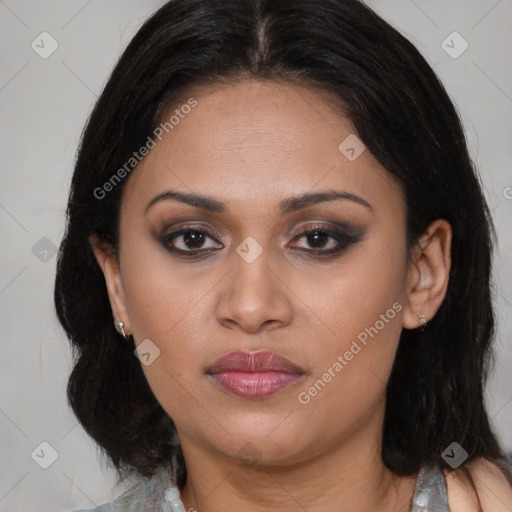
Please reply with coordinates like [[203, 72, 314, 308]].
[[444, 459, 512, 512], [90, 79, 510, 511]]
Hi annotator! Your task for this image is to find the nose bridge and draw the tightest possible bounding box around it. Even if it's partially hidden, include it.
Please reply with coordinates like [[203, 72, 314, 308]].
[[215, 237, 293, 332]]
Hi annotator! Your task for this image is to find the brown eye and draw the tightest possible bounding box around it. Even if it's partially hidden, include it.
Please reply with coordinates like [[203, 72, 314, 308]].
[[160, 222, 362, 259], [162, 228, 221, 253], [298, 230, 336, 250], [289, 224, 362, 255]]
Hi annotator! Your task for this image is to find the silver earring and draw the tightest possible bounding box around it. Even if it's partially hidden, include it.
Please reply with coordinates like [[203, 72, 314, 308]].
[[418, 314, 427, 331], [115, 321, 128, 339]]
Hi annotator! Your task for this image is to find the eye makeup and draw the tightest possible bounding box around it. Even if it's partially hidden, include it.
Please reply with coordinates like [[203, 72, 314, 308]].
[[157, 219, 366, 261]]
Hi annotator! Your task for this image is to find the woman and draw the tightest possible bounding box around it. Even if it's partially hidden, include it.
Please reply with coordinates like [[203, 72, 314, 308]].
[[54, 0, 512, 510]]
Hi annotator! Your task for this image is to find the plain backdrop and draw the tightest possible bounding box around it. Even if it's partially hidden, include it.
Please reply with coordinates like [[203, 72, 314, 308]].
[[1, 1, 511, 511]]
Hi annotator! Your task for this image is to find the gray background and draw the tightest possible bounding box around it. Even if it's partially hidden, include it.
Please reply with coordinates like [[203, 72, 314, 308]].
[[0, 1, 511, 510]]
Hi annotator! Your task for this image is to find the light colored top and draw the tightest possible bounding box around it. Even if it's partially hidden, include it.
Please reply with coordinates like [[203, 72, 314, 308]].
[[73, 463, 449, 512]]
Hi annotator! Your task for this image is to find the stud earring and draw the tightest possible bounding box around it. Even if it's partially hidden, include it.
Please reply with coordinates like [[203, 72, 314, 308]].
[[115, 320, 128, 339], [418, 313, 427, 331]]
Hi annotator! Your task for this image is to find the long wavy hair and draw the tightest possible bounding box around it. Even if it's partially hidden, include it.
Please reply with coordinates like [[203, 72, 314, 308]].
[[54, 0, 511, 496]]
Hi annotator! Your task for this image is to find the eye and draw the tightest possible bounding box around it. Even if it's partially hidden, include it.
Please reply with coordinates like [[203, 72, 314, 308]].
[[162, 227, 222, 253], [289, 224, 359, 255], [160, 223, 362, 258]]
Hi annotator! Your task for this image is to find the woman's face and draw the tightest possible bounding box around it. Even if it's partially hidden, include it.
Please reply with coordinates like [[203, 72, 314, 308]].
[[96, 79, 428, 466]]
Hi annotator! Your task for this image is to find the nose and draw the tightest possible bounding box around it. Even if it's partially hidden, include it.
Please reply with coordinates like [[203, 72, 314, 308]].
[[215, 250, 293, 334]]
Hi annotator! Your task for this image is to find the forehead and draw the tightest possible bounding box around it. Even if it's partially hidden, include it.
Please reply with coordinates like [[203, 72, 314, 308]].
[[122, 79, 402, 216]]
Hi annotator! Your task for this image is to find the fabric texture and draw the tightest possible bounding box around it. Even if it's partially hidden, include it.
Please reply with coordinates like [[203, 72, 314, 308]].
[[410, 465, 450, 511], [73, 463, 449, 511], [72, 463, 186, 512]]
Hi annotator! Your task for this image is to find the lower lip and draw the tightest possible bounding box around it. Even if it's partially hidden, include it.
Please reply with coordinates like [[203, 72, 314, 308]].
[[208, 371, 303, 399]]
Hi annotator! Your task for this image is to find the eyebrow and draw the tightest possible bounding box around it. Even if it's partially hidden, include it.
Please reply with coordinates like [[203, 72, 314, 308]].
[[144, 189, 373, 215]]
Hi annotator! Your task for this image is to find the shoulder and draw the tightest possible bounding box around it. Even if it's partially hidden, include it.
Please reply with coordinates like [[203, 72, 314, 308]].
[[443, 457, 512, 512]]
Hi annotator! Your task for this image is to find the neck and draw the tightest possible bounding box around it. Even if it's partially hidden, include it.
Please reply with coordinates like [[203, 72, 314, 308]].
[[177, 410, 418, 512]]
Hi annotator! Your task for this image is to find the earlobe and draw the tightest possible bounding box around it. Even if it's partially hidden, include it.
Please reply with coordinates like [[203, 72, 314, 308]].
[[88, 234, 131, 336], [402, 219, 452, 330]]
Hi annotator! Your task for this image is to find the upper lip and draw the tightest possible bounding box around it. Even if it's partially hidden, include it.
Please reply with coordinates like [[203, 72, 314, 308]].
[[206, 350, 306, 375]]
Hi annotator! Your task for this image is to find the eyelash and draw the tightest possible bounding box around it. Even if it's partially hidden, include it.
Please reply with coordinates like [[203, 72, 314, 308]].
[[161, 223, 360, 258]]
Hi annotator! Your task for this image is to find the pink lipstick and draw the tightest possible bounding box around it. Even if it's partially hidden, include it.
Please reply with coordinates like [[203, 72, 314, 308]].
[[206, 350, 306, 399]]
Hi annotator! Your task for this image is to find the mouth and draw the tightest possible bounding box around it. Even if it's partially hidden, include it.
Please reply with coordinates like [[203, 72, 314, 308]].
[[205, 350, 306, 400]]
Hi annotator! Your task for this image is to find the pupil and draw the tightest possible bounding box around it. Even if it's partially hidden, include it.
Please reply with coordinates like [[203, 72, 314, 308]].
[[308, 231, 328, 248], [185, 231, 205, 248]]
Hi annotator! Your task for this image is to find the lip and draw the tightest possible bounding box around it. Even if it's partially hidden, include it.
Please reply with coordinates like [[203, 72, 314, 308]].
[[206, 350, 306, 399]]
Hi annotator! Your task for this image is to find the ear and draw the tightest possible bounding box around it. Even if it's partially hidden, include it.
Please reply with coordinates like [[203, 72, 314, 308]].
[[88, 233, 131, 336], [403, 219, 452, 330]]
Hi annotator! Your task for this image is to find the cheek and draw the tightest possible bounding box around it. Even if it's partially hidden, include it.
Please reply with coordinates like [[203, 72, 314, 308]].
[[298, 227, 407, 404], [119, 238, 214, 384], [119, 249, 212, 420], [292, 301, 404, 446], [120, 233, 201, 338], [309, 227, 406, 348]]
